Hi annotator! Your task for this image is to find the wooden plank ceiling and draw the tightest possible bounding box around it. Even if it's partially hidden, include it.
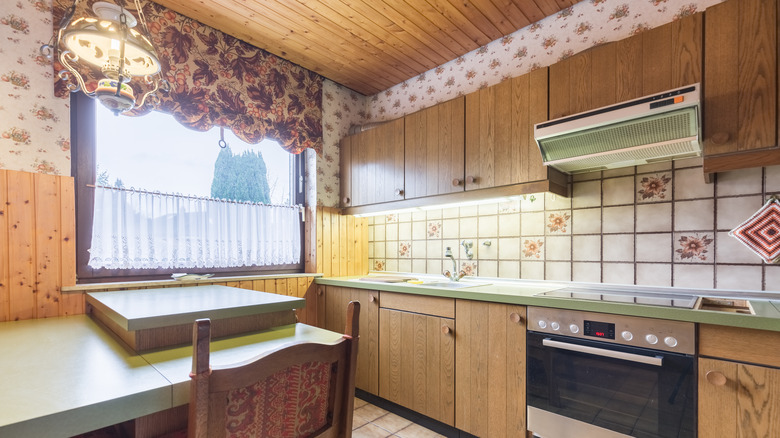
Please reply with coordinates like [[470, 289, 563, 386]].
[[152, 0, 578, 95]]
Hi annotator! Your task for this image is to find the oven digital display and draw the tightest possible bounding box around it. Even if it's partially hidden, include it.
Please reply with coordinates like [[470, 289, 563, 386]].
[[583, 320, 615, 339]]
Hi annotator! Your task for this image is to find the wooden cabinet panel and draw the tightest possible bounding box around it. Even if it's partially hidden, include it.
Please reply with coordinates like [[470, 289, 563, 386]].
[[455, 300, 526, 437], [465, 68, 557, 189], [379, 307, 455, 425], [549, 13, 701, 120], [343, 118, 405, 206], [339, 135, 353, 206], [704, 0, 779, 171], [321, 286, 380, 395], [404, 97, 465, 199], [698, 357, 780, 437]]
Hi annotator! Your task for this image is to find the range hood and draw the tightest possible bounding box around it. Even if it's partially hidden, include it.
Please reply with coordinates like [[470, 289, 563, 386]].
[[534, 84, 701, 174]]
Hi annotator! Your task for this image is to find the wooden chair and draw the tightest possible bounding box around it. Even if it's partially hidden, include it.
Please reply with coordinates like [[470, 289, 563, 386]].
[[187, 301, 360, 438]]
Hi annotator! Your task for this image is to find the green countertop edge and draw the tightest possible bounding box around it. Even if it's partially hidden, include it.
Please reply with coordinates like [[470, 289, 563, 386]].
[[87, 287, 306, 331], [64, 273, 323, 293], [315, 277, 780, 332]]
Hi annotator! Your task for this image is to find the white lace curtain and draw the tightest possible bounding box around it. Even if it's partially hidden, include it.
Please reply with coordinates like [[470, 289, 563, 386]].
[[88, 186, 301, 270]]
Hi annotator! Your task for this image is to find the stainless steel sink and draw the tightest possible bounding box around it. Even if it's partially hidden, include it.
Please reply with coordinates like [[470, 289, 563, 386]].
[[418, 282, 490, 289]]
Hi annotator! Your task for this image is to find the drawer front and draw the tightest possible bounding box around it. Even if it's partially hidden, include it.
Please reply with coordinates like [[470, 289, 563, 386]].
[[699, 324, 780, 368], [380, 291, 455, 318]]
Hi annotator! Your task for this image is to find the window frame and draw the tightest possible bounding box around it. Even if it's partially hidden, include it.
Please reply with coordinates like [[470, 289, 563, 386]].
[[71, 93, 306, 283]]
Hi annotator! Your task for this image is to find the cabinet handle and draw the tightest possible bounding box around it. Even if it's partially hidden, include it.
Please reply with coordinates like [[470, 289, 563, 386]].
[[395, 189, 404, 197], [466, 176, 478, 184], [441, 325, 452, 335], [452, 178, 463, 186], [317, 288, 323, 296], [706, 370, 727, 386], [711, 132, 730, 145], [368, 294, 376, 303], [342, 196, 351, 205], [509, 312, 523, 324]]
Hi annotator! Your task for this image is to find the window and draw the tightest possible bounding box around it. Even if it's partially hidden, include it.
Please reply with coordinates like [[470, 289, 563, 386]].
[[72, 94, 305, 283]]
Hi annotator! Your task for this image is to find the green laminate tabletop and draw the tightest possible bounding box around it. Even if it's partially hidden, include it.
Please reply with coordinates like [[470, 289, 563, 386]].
[[0, 316, 342, 438], [86, 285, 305, 331], [317, 275, 780, 332], [0, 315, 171, 438]]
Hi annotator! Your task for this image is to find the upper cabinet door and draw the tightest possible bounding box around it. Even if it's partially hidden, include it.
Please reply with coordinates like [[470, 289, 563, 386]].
[[704, 0, 778, 160], [347, 118, 405, 206], [404, 97, 465, 199], [465, 67, 552, 190], [549, 13, 702, 120]]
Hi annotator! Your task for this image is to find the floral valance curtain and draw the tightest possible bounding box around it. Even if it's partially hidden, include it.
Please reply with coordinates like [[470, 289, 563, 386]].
[[52, 0, 323, 154]]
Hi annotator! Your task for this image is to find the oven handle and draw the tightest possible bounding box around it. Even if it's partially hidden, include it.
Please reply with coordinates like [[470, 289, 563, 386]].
[[542, 338, 663, 367]]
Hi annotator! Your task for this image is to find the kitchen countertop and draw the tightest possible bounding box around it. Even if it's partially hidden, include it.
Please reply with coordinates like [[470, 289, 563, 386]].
[[316, 275, 780, 332], [86, 285, 305, 331], [0, 316, 343, 438]]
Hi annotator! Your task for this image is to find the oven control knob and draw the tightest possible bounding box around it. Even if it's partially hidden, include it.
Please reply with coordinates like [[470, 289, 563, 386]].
[[621, 331, 633, 341], [645, 334, 659, 345], [550, 322, 560, 331], [569, 324, 580, 334], [538, 320, 547, 329], [664, 336, 678, 348]]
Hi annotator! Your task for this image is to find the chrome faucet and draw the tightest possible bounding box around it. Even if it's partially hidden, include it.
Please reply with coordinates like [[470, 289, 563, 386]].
[[443, 246, 466, 281]]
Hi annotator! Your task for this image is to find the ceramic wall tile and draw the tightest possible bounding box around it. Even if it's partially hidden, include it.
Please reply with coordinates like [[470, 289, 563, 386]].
[[765, 266, 780, 292], [385, 241, 398, 259], [766, 166, 780, 193], [546, 211, 572, 235], [386, 223, 399, 241], [398, 259, 412, 273], [478, 214, 499, 237], [442, 219, 459, 238], [602, 234, 634, 262], [412, 259, 427, 273], [573, 171, 601, 182], [520, 261, 544, 280], [374, 224, 386, 241], [601, 263, 634, 285], [521, 212, 546, 236], [478, 203, 498, 215], [635, 233, 672, 263], [497, 213, 520, 237], [673, 264, 714, 289], [412, 240, 427, 259], [498, 237, 522, 260], [603, 176, 635, 206], [717, 195, 764, 231], [602, 206, 635, 234], [674, 167, 714, 200], [636, 172, 673, 203], [412, 221, 427, 240], [522, 238, 545, 260], [572, 208, 602, 234], [715, 265, 762, 291], [635, 203, 672, 232], [478, 260, 497, 278], [572, 180, 601, 209], [545, 262, 572, 281], [426, 259, 443, 274], [715, 231, 762, 264], [459, 217, 478, 238], [603, 167, 635, 178], [460, 205, 480, 217], [636, 263, 672, 287], [499, 260, 521, 279], [717, 167, 763, 197], [637, 161, 673, 173], [545, 236, 572, 261], [572, 262, 601, 283], [674, 199, 715, 231], [572, 235, 601, 262], [398, 241, 411, 258], [545, 192, 571, 210], [673, 232, 714, 263]]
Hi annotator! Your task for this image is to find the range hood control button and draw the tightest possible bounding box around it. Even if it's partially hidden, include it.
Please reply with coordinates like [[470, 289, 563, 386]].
[[621, 331, 633, 341], [538, 320, 547, 329], [569, 324, 580, 334], [645, 334, 659, 345], [664, 336, 678, 348], [550, 322, 560, 331]]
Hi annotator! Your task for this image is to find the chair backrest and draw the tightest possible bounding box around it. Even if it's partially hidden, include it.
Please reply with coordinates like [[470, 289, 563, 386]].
[[188, 301, 360, 438]]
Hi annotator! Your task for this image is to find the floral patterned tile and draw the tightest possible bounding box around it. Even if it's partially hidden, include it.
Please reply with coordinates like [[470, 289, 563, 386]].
[[385, 213, 398, 223], [673, 232, 714, 263], [398, 241, 411, 258], [546, 211, 571, 234], [427, 220, 442, 238], [522, 238, 545, 260], [637, 172, 672, 203], [373, 259, 386, 271], [498, 200, 521, 214], [460, 261, 478, 276]]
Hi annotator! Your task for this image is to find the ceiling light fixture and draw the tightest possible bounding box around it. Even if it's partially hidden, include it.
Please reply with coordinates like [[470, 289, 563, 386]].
[[42, 0, 169, 115]]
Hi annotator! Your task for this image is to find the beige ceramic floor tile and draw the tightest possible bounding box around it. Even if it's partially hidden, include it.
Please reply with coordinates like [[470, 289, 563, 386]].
[[354, 397, 369, 409], [371, 412, 413, 434], [352, 423, 393, 438], [394, 423, 446, 438], [353, 403, 390, 424]]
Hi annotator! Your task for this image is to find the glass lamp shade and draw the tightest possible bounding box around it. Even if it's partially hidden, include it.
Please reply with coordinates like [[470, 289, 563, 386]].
[[62, 17, 160, 78]]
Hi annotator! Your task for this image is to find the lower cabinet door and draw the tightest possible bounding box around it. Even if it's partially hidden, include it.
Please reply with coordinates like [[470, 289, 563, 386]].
[[455, 300, 527, 437], [378, 307, 455, 425]]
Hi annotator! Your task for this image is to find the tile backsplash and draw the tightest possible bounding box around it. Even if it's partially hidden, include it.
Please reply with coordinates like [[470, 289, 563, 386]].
[[368, 160, 780, 292]]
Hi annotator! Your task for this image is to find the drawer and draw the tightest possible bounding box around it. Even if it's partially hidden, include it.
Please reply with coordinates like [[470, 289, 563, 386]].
[[380, 292, 455, 318], [699, 324, 780, 368]]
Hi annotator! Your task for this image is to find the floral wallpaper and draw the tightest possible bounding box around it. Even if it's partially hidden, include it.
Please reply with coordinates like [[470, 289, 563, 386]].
[[0, 0, 70, 175]]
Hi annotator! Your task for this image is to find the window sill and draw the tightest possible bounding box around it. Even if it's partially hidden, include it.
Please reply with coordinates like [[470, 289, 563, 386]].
[[62, 273, 323, 293]]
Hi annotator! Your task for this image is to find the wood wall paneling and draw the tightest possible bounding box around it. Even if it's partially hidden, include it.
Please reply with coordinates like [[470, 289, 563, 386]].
[[314, 206, 369, 278], [0, 171, 8, 322]]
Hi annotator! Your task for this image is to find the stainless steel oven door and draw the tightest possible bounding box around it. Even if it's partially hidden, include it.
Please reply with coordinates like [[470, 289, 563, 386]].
[[526, 331, 695, 438]]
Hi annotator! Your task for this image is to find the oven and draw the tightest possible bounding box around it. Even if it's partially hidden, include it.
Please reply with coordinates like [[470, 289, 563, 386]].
[[526, 307, 696, 438]]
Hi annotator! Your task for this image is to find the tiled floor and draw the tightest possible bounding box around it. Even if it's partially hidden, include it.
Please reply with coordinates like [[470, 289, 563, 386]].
[[352, 397, 445, 438]]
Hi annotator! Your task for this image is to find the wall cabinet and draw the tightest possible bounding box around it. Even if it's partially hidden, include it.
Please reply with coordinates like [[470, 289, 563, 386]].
[[455, 300, 527, 437], [378, 292, 455, 425], [320, 285, 380, 395], [465, 67, 565, 191], [703, 0, 780, 174], [548, 12, 702, 119], [404, 97, 465, 199], [340, 118, 405, 207], [698, 324, 780, 437]]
